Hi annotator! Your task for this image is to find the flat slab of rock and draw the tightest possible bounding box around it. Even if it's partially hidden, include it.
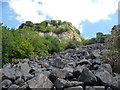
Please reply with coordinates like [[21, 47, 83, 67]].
[[64, 86, 83, 90], [28, 73, 53, 89], [85, 86, 105, 90]]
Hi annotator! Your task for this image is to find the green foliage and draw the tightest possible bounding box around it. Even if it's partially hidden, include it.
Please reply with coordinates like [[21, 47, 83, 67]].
[[18, 20, 81, 35], [64, 38, 83, 50], [44, 35, 63, 54], [102, 25, 120, 73], [83, 32, 110, 45], [2, 20, 84, 64]]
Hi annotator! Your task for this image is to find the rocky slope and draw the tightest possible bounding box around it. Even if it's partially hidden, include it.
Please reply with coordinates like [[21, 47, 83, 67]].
[[0, 43, 120, 90]]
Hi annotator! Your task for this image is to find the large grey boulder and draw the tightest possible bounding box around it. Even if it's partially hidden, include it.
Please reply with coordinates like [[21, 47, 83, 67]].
[[49, 68, 68, 83], [95, 68, 113, 86], [101, 64, 112, 74], [50, 57, 65, 68], [78, 68, 97, 85], [3, 68, 16, 81], [28, 73, 53, 89], [54, 78, 67, 89], [112, 75, 120, 90], [20, 63, 30, 75]]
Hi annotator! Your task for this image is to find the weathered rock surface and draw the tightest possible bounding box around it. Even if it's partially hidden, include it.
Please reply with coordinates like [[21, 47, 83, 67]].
[[1, 43, 120, 90]]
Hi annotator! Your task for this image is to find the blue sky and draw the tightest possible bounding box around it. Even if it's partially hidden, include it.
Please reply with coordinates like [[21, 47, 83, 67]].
[[1, 0, 119, 38]]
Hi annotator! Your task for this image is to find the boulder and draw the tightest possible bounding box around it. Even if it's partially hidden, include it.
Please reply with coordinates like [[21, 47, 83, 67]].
[[101, 64, 112, 74], [78, 68, 97, 85], [95, 68, 113, 86], [3, 68, 16, 81], [49, 68, 68, 83], [20, 63, 30, 75], [14, 78, 24, 86], [1, 79, 12, 89], [54, 78, 67, 89], [28, 73, 53, 89], [50, 57, 65, 68], [112, 75, 120, 90]]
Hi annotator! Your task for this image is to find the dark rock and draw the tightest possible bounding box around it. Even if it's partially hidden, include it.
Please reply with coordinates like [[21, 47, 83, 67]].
[[101, 64, 112, 74], [1, 79, 12, 89], [112, 75, 120, 90], [28, 73, 53, 89], [49, 68, 68, 83], [8, 84, 20, 90], [73, 65, 87, 78], [64, 86, 83, 90], [65, 72, 74, 80], [14, 78, 24, 86], [50, 57, 65, 69], [78, 68, 97, 85], [54, 78, 67, 89], [95, 68, 113, 86]]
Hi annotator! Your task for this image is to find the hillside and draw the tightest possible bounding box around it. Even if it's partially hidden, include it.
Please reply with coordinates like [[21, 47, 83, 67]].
[[18, 20, 83, 42], [0, 43, 120, 90]]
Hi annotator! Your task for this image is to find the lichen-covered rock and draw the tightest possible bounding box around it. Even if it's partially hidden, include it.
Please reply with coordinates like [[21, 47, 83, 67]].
[[28, 73, 53, 89]]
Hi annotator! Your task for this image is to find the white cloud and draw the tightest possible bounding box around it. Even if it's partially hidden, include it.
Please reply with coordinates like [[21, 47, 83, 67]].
[[8, 0, 119, 33]]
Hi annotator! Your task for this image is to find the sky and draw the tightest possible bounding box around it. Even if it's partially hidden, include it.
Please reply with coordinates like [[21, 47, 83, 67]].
[[0, 0, 120, 38]]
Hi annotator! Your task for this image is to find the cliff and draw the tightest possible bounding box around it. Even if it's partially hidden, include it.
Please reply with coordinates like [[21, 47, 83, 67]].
[[19, 20, 83, 42]]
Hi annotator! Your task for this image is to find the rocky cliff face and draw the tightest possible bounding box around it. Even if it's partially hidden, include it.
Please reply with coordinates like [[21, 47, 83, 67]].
[[19, 20, 82, 42], [0, 43, 120, 90], [38, 20, 82, 42]]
